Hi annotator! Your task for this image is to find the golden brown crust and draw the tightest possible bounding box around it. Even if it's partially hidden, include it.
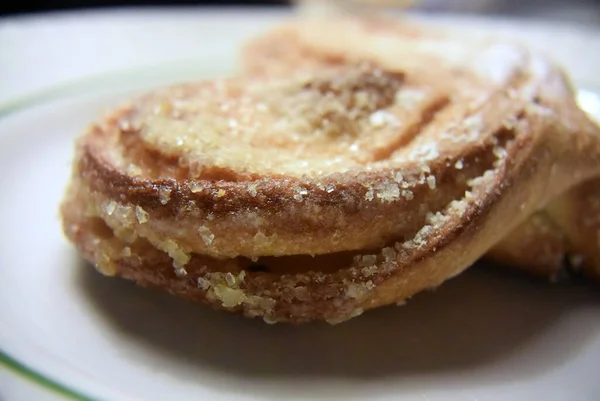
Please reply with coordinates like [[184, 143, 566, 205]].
[[485, 212, 569, 278], [61, 16, 600, 324], [545, 178, 600, 280], [486, 178, 600, 281]]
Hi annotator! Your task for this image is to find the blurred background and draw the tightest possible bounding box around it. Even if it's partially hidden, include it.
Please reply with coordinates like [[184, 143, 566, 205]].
[[1, 0, 600, 24]]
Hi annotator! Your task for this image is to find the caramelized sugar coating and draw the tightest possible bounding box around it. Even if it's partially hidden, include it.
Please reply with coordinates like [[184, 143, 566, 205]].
[[61, 17, 600, 324]]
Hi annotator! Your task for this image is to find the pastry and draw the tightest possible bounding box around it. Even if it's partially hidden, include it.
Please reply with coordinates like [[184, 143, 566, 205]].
[[61, 17, 600, 324]]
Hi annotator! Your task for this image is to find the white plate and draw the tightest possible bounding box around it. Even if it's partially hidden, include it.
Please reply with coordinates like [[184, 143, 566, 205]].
[[1, 9, 600, 401]]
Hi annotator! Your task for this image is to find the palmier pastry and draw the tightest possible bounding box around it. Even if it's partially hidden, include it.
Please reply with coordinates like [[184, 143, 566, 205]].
[[61, 17, 600, 324]]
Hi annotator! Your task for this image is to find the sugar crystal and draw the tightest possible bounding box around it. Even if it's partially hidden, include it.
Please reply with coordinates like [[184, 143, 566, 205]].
[[135, 205, 149, 224], [105, 200, 117, 216]]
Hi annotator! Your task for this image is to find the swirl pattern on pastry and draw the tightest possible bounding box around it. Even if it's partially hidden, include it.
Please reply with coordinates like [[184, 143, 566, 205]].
[[243, 16, 600, 282]]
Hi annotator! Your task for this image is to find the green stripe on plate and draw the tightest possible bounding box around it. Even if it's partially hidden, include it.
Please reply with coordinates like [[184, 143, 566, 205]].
[[0, 349, 94, 401], [0, 57, 229, 118]]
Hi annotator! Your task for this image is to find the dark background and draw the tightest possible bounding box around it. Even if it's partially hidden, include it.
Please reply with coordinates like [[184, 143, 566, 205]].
[[1, 1, 280, 16]]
